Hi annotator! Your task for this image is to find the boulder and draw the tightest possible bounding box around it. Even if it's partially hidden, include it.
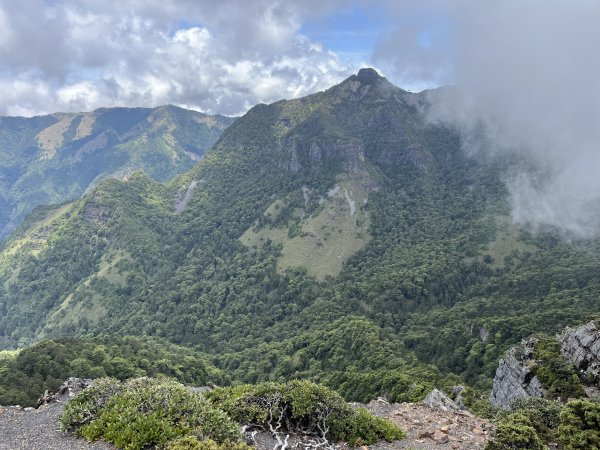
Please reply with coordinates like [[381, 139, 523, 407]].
[[433, 430, 449, 444]]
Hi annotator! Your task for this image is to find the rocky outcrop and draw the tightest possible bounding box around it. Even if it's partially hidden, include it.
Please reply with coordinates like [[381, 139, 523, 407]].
[[490, 321, 600, 408], [559, 320, 600, 385], [452, 385, 467, 410], [423, 389, 461, 411], [356, 68, 381, 84], [83, 203, 110, 223], [489, 338, 546, 408], [36, 377, 94, 408]]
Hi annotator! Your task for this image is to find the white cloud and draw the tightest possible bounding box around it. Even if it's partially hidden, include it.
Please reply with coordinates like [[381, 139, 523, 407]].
[[0, 0, 354, 116], [172, 27, 212, 50], [56, 81, 101, 111]]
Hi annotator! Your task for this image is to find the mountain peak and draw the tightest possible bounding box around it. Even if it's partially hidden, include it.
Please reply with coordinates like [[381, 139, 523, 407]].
[[333, 67, 402, 97], [356, 67, 381, 83]]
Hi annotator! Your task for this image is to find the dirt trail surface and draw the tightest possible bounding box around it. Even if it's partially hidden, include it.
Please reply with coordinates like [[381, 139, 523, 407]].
[[364, 400, 495, 450], [0, 403, 114, 450]]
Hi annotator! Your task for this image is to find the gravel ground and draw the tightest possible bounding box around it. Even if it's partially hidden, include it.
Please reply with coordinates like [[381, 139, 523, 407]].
[[0, 403, 114, 450], [363, 400, 495, 450]]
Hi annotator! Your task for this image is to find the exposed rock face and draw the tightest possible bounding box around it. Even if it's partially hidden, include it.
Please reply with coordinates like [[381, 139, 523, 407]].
[[276, 137, 366, 174], [423, 389, 461, 411], [83, 203, 110, 223], [559, 320, 600, 385], [490, 338, 546, 408], [174, 179, 199, 214], [36, 377, 94, 408]]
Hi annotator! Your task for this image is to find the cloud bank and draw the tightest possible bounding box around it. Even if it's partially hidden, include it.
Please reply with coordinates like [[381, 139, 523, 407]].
[[0, 0, 354, 116], [378, 0, 600, 237]]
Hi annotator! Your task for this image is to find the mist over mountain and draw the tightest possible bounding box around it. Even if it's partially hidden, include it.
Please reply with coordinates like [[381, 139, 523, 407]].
[[400, 0, 600, 237]]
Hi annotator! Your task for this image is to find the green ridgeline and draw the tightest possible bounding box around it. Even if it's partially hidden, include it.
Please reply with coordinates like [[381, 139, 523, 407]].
[[1, 69, 600, 406], [0, 105, 233, 239]]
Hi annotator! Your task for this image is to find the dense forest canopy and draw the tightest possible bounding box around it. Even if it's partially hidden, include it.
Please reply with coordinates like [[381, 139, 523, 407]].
[[1, 69, 600, 406], [0, 106, 233, 239]]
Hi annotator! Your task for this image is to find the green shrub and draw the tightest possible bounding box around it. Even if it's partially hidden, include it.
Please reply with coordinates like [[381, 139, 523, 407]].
[[205, 380, 405, 445], [558, 399, 600, 450], [165, 436, 205, 450], [60, 378, 240, 450], [164, 436, 252, 450], [59, 378, 121, 431], [506, 397, 562, 441], [532, 337, 585, 401], [485, 413, 545, 450]]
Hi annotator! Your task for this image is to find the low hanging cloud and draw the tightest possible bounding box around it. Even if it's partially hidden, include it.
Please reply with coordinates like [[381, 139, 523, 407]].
[[377, 0, 600, 237], [0, 0, 353, 116]]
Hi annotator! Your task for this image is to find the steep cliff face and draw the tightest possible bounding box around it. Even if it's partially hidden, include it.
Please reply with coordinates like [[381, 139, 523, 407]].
[[489, 338, 546, 408], [559, 320, 600, 392], [491, 320, 600, 408]]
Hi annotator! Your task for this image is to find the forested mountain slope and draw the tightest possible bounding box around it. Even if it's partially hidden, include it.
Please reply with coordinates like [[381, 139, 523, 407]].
[[0, 105, 234, 238], [1, 69, 599, 400]]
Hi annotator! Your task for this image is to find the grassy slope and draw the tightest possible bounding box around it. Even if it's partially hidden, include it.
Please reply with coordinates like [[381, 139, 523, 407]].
[[240, 172, 372, 280]]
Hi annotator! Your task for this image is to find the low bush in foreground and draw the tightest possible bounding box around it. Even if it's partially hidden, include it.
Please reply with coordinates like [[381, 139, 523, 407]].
[[558, 399, 600, 450], [485, 413, 545, 450], [486, 397, 600, 450], [205, 380, 405, 445], [60, 377, 405, 450], [61, 378, 239, 450], [495, 398, 562, 442]]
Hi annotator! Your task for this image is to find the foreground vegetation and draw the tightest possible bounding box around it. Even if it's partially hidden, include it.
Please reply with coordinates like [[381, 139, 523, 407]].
[[485, 398, 600, 450], [60, 378, 404, 450]]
